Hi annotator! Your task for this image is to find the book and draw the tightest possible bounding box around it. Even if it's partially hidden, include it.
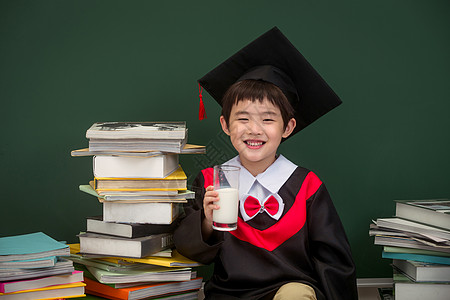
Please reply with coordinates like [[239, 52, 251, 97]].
[[93, 154, 179, 178], [370, 222, 450, 245], [0, 258, 75, 281], [71, 144, 206, 157], [86, 216, 178, 238], [80, 184, 194, 202], [94, 165, 187, 191], [103, 202, 182, 224], [0, 256, 57, 269], [84, 277, 202, 300], [382, 250, 450, 265], [395, 199, 450, 230], [78, 232, 174, 258], [88, 138, 188, 153], [383, 246, 450, 257], [0, 270, 83, 293], [392, 259, 450, 282], [86, 122, 187, 140], [69, 243, 172, 259], [394, 273, 450, 300], [0, 281, 85, 300], [375, 217, 450, 241], [0, 232, 70, 262], [86, 265, 194, 284], [374, 235, 450, 253], [92, 187, 180, 197], [120, 250, 203, 268]]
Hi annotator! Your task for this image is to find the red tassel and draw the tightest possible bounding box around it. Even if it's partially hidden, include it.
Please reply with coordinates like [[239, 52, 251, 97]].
[[198, 83, 206, 120]]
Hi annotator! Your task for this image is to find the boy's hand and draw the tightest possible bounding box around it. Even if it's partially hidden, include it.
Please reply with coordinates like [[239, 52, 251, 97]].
[[203, 185, 220, 222], [202, 185, 219, 239]]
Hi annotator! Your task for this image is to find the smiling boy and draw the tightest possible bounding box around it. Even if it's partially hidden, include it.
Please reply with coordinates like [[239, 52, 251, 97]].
[[174, 27, 357, 300]]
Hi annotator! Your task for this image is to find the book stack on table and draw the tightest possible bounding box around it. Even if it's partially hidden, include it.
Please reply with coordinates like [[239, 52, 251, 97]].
[[0, 232, 85, 299], [70, 121, 205, 300], [370, 198, 450, 300]]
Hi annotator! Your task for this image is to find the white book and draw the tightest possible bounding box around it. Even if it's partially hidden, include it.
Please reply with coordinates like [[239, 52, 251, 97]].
[[0, 270, 83, 294], [103, 202, 182, 224], [395, 281, 450, 300], [86, 122, 187, 139], [393, 259, 450, 282], [93, 154, 179, 178], [78, 232, 173, 258], [395, 199, 450, 231]]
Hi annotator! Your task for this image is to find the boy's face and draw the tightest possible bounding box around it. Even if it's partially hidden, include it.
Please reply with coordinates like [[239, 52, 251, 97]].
[[220, 98, 296, 175]]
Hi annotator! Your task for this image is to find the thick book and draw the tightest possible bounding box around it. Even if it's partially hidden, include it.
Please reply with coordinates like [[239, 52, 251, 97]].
[[80, 184, 194, 202], [93, 153, 179, 178], [0, 281, 85, 300], [394, 273, 450, 300], [0, 270, 83, 294], [71, 144, 206, 157], [392, 259, 450, 282], [78, 232, 174, 258], [103, 202, 182, 224], [86, 216, 178, 238], [84, 277, 202, 300], [395, 199, 450, 230], [86, 121, 187, 140], [0, 232, 69, 262], [86, 265, 193, 284], [88, 138, 188, 153], [94, 165, 187, 191], [375, 217, 450, 241]]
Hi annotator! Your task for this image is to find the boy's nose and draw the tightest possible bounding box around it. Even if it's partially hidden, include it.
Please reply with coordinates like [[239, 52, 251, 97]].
[[246, 120, 263, 135]]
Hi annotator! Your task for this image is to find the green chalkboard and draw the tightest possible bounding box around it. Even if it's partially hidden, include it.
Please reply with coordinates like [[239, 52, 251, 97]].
[[1, 0, 449, 278]]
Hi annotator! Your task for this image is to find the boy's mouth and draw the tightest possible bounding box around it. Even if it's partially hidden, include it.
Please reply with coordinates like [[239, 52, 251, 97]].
[[244, 140, 265, 148]]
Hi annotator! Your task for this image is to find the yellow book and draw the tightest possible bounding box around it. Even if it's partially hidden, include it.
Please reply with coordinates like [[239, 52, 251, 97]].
[[94, 165, 187, 191], [120, 250, 203, 268], [68, 244, 201, 268], [0, 282, 85, 299]]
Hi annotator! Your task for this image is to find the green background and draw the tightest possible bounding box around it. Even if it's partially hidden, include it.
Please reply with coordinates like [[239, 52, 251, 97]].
[[1, 0, 449, 279]]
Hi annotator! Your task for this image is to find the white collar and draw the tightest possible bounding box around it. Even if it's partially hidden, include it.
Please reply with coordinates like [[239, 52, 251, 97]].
[[224, 154, 297, 199]]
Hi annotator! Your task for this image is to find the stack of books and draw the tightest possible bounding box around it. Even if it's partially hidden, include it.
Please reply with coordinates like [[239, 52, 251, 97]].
[[370, 198, 450, 300], [70, 121, 204, 299], [0, 232, 85, 299]]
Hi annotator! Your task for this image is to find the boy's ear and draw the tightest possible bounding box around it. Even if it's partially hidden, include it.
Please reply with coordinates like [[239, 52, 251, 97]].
[[282, 118, 296, 139], [220, 116, 231, 136]]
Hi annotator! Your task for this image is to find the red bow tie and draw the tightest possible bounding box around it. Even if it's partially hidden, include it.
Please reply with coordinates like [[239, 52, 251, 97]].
[[244, 195, 280, 219]]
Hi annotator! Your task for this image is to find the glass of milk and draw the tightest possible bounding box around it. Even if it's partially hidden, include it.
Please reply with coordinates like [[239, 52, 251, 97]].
[[212, 165, 240, 231]]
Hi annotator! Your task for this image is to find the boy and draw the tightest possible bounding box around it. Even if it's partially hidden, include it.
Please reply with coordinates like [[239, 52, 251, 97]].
[[174, 27, 357, 299]]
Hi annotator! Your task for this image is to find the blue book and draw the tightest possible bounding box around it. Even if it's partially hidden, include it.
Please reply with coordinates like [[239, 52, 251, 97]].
[[382, 250, 450, 265], [0, 232, 69, 262]]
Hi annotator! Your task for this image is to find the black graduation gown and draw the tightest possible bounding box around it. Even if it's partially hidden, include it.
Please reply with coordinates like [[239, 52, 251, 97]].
[[174, 165, 358, 300]]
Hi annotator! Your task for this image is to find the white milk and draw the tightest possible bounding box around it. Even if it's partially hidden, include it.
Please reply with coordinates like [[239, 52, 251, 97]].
[[213, 187, 239, 224]]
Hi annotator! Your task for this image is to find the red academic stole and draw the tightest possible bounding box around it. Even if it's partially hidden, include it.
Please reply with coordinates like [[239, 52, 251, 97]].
[[201, 167, 322, 251]]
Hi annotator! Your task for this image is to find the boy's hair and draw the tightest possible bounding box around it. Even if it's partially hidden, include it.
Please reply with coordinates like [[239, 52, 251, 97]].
[[221, 79, 295, 128]]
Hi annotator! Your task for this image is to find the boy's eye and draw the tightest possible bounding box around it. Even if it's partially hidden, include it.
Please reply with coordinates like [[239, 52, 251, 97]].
[[238, 118, 249, 121], [263, 119, 274, 122]]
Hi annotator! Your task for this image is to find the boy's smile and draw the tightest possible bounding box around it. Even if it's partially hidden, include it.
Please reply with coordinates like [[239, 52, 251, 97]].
[[220, 98, 296, 176]]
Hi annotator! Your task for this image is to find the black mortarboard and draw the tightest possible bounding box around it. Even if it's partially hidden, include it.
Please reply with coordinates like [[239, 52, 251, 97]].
[[198, 26, 342, 137]]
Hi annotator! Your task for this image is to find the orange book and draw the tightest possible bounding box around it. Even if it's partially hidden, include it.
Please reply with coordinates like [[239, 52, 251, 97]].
[[84, 277, 202, 300]]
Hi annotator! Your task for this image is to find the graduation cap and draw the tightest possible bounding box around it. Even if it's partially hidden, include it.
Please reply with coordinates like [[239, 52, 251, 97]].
[[198, 26, 342, 138]]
